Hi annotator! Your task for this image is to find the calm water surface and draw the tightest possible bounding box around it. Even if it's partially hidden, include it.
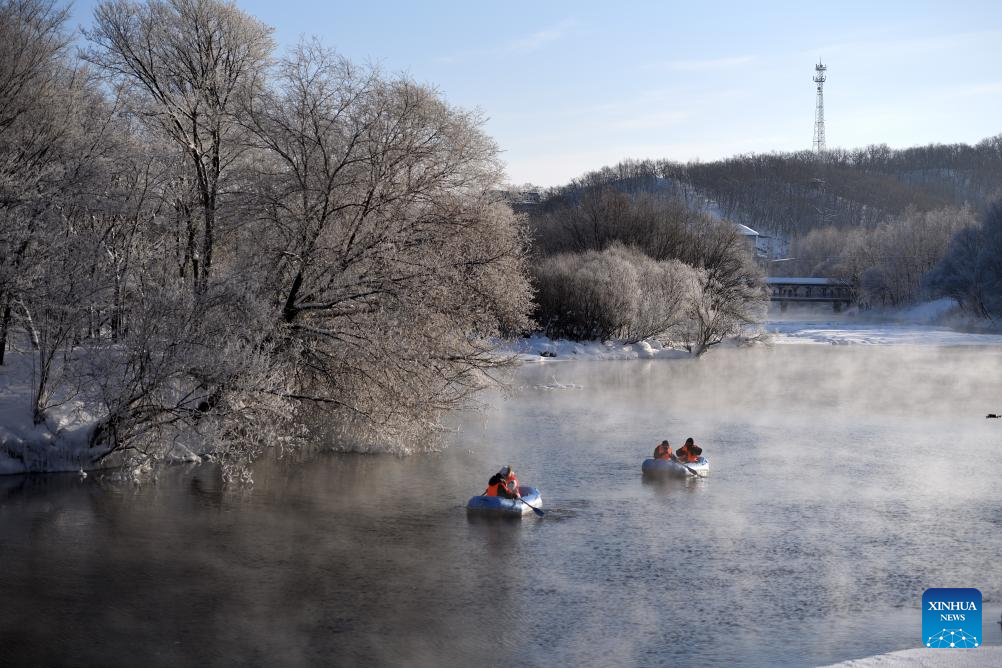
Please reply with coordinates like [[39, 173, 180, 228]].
[[2, 343, 1002, 667]]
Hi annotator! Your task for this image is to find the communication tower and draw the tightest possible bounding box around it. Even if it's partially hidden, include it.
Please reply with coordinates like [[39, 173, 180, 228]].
[[813, 60, 827, 153]]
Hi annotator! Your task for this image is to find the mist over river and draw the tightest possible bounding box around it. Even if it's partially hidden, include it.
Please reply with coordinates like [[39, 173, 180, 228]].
[[3, 335, 1002, 667]]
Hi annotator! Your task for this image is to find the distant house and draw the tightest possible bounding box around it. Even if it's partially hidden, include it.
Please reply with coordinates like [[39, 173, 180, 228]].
[[735, 223, 770, 258], [492, 189, 543, 214], [511, 190, 542, 205], [736, 223, 758, 244]]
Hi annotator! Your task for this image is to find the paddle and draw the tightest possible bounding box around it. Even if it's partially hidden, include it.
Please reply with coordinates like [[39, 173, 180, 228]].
[[517, 494, 545, 517], [671, 454, 700, 478]]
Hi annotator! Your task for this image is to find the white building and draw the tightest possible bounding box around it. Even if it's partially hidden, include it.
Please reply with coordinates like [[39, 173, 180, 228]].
[[735, 223, 769, 258]]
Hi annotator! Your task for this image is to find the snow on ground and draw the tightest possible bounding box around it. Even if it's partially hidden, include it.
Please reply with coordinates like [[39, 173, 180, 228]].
[[504, 334, 692, 362], [507, 300, 1002, 359], [504, 300, 1002, 363], [819, 647, 1002, 667], [768, 320, 1002, 347], [767, 300, 1002, 347], [0, 350, 108, 475]]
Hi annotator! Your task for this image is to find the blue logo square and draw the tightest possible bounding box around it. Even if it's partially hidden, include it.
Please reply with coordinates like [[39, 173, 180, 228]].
[[923, 588, 982, 648]]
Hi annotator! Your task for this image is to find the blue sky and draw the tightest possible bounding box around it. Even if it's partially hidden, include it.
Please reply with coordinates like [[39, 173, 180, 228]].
[[69, 1, 1002, 186]]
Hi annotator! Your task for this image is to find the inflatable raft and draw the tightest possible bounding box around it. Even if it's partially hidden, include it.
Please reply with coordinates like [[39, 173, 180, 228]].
[[641, 457, 710, 479], [466, 486, 543, 516]]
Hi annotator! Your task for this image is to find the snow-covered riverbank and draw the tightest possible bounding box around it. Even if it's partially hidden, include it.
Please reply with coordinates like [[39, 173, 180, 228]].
[[0, 350, 197, 476], [819, 647, 1002, 667], [505, 334, 692, 362], [508, 301, 1002, 361], [767, 319, 1002, 346], [767, 300, 1002, 347], [0, 351, 107, 475]]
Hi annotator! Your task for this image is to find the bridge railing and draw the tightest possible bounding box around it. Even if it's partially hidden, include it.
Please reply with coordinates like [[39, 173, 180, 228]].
[[765, 278, 854, 311]]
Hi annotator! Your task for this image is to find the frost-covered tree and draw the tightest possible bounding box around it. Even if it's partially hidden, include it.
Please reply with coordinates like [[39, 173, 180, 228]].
[[791, 206, 975, 306], [84, 0, 274, 294], [0, 0, 133, 428], [531, 188, 691, 260], [7, 88, 163, 424], [670, 270, 765, 357], [533, 247, 638, 341], [0, 0, 75, 365], [529, 188, 766, 353], [240, 43, 533, 451], [626, 253, 700, 344], [533, 243, 699, 344], [0, 2, 534, 476]]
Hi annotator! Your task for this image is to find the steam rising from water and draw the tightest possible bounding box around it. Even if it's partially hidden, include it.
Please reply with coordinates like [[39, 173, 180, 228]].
[[1, 343, 1001, 666]]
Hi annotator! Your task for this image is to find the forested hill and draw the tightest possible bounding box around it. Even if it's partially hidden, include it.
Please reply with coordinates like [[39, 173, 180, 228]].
[[536, 135, 1002, 240]]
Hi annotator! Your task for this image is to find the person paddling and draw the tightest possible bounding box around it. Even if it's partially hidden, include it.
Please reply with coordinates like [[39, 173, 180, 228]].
[[653, 440, 673, 460], [674, 437, 703, 463], [484, 466, 520, 499]]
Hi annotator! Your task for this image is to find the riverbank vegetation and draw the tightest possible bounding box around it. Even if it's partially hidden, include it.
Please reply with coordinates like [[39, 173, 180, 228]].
[[0, 0, 533, 474], [5, 1, 1000, 476], [528, 189, 768, 355], [518, 139, 1002, 317], [788, 205, 977, 307], [926, 202, 1002, 321]]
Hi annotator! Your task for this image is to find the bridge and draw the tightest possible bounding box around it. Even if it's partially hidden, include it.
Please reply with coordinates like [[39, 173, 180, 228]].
[[765, 277, 853, 312]]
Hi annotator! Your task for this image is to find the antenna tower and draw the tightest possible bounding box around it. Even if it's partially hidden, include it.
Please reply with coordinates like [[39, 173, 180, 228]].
[[813, 60, 827, 153]]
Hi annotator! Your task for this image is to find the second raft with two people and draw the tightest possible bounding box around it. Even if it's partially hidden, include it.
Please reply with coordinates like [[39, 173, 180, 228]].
[[645, 437, 710, 478], [654, 437, 703, 462]]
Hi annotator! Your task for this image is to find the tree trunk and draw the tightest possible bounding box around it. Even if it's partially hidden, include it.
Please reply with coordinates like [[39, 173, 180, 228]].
[[112, 270, 122, 342], [199, 204, 213, 295], [282, 271, 304, 323], [18, 299, 40, 350], [0, 297, 10, 366]]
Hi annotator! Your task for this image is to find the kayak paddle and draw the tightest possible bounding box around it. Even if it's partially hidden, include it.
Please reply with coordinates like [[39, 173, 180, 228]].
[[672, 455, 700, 478], [518, 496, 545, 517]]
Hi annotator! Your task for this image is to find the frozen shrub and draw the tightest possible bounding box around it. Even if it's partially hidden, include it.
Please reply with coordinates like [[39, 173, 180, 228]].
[[533, 243, 703, 344]]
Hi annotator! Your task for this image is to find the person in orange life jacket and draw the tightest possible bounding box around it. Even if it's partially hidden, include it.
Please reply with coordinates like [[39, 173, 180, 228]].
[[674, 437, 702, 463], [653, 440, 673, 460], [484, 466, 520, 499]]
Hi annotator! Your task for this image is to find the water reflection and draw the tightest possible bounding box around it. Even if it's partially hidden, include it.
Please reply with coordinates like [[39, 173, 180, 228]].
[[642, 473, 708, 495]]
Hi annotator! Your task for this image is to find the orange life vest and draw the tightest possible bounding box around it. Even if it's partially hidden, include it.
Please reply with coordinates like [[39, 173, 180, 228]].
[[503, 474, 519, 497], [485, 474, 519, 497], [654, 443, 673, 460], [675, 446, 696, 462]]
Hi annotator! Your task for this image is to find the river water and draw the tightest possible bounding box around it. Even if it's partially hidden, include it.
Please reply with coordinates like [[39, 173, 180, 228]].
[[2, 340, 1002, 667]]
